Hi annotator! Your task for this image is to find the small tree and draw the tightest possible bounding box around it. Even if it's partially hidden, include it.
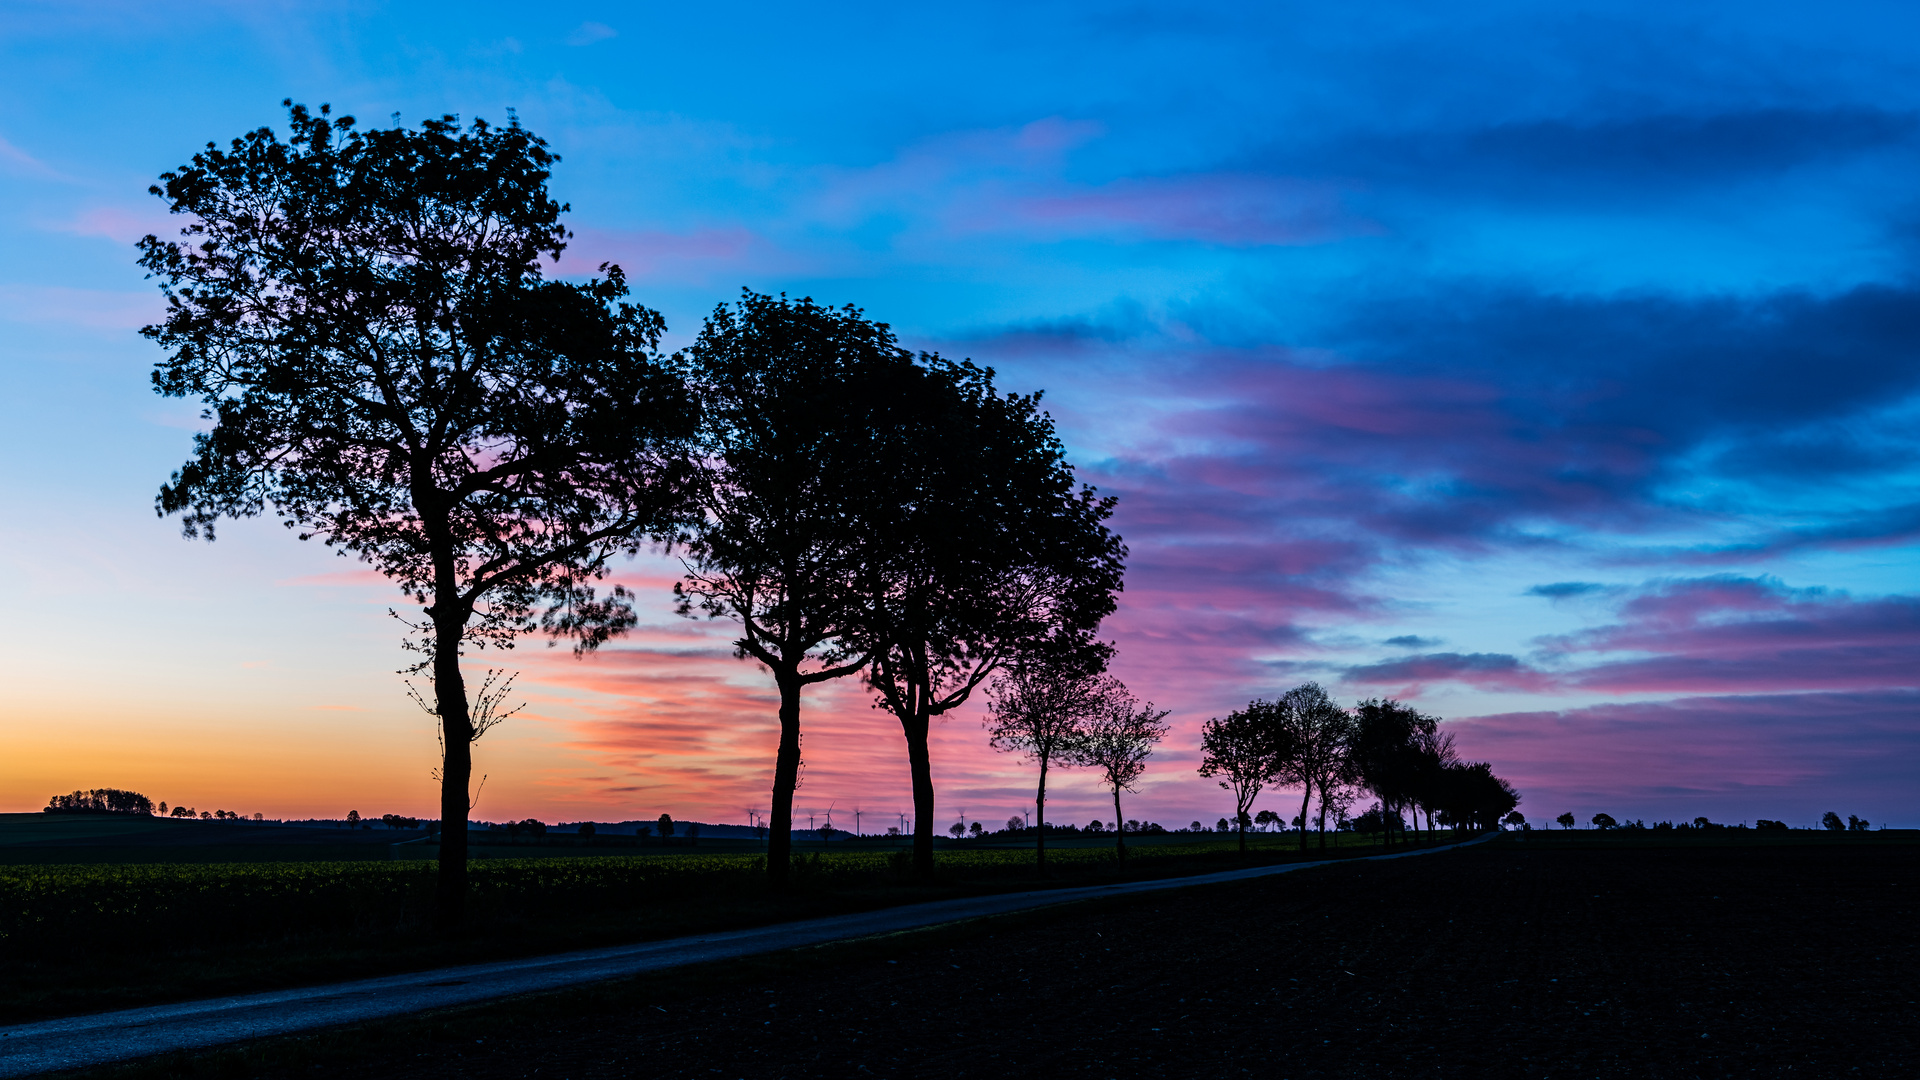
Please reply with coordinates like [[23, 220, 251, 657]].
[[1198, 698, 1295, 855], [1821, 811, 1844, 831], [1072, 682, 1170, 867], [346, 810, 360, 829], [1006, 816, 1025, 833], [1556, 812, 1575, 830], [985, 659, 1107, 874], [657, 813, 675, 839], [1590, 812, 1618, 830], [141, 104, 701, 926], [1848, 814, 1870, 831]]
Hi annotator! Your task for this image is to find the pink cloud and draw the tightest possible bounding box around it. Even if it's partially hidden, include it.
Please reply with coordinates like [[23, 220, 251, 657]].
[[1014, 173, 1375, 246], [1447, 690, 1919, 825], [0, 134, 70, 181], [54, 204, 177, 243], [553, 226, 802, 285], [1341, 576, 1920, 696], [0, 284, 161, 331]]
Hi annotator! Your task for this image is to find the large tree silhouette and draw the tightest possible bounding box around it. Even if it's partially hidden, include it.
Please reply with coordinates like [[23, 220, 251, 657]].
[[861, 359, 1125, 882], [1350, 698, 1435, 848], [1277, 683, 1354, 852], [140, 103, 699, 926], [676, 292, 925, 888]]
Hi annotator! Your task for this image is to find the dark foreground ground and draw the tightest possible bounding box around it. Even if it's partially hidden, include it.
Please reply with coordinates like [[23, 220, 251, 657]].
[[74, 836, 1917, 1080]]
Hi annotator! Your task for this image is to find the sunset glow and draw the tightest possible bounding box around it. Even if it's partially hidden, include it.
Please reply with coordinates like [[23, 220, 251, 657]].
[[1, 2, 1914, 830]]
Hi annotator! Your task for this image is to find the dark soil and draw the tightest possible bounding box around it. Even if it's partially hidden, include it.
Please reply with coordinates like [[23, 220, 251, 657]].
[[82, 837, 1919, 1079]]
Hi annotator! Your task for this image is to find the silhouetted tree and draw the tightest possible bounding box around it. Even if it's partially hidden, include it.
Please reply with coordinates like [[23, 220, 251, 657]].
[[1848, 814, 1870, 831], [1556, 812, 1575, 830], [1590, 812, 1618, 830], [1072, 682, 1169, 868], [1432, 762, 1519, 832], [675, 293, 926, 888], [1350, 698, 1436, 847], [1352, 803, 1399, 838], [657, 813, 675, 839], [1821, 811, 1844, 831], [985, 659, 1108, 874], [1405, 724, 1460, 839], [44, 789, 155, 815], [1274, 683, 1354, 851], [1198, 698, 1296, 855], [860, 358, 1125, 882], [140, 103, 700, 927]]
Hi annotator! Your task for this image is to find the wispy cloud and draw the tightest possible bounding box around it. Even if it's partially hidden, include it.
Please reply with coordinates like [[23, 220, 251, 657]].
[[566, 22, 617, 47]]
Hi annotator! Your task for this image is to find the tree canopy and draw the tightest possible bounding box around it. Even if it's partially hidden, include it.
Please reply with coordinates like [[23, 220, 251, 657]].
[[675, 291, 924, 886], [139, 102, 700, 924], [985, 659, 1112, 873], [1198, 698, 1296, 854], [860, 357, 1125, 880], [1073, 682, 1169, 866]]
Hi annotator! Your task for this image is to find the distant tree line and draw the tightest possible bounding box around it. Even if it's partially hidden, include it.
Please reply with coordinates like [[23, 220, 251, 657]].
[[44, 789, 154, 815], [1549, 812, 1873, 832], [44, 789, 272, 820], [1196, 686, 1520, 854]]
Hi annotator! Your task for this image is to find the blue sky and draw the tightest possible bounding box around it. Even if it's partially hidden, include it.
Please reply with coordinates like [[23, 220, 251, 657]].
[[1, 1, 1914, 828]]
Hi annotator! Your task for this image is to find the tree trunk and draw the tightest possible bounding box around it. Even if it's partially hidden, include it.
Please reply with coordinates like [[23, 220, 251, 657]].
[[902, 707, 936, 883], [1237, 799, 1248, 855], [433, 617, 471, 930], [1111, 786, 1127, 868], [1034, 755, 1049, 876], [767, 670, 803, 889], [1297, 782, 1313, 852], [1317, 786, 1329, 851]]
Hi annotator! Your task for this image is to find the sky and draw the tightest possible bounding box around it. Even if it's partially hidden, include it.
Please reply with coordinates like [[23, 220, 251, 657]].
[[0, 1, 1914, 831]]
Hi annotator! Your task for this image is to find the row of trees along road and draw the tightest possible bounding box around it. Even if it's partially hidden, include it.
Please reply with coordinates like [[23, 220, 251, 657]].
[[138, 103, 1124, 923], [1198, 685, 1520, 854]]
